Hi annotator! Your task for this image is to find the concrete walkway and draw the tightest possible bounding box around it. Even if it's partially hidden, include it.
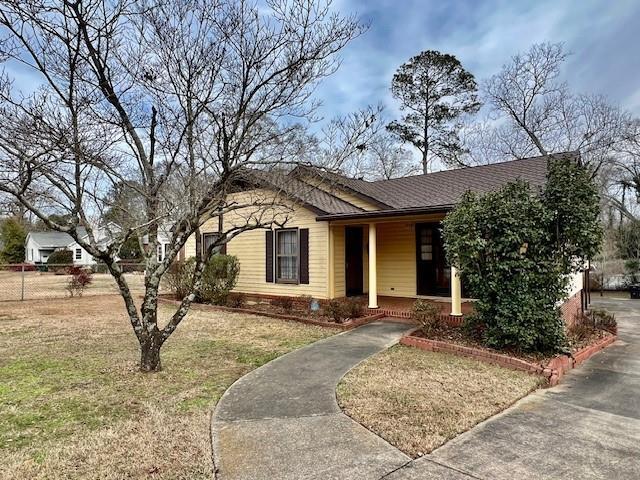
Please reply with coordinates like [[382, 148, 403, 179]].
[[388, 297, 640, 480], [211, 321, 413, 480], [212, 299, 640, 480]]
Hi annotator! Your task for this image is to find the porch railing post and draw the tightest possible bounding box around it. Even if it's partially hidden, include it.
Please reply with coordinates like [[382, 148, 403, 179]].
[[368, 223, 378, 309]]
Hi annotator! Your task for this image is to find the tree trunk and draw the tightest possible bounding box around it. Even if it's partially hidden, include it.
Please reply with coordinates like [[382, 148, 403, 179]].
[[139, 333, 163, 372], [422, 150, 429, 175]]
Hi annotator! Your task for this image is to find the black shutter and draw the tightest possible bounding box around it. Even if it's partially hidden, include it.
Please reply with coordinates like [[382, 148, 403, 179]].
[[299, 228, 309, 284], [220, 234, 227, 255], [195, 233, 202, 258], [218, 215, 225, 254], [266, 230, 274, 282]]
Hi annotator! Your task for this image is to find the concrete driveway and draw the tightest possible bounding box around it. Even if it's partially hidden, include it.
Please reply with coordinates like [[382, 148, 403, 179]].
[[211, 298, 640, 480], [388, 297, 640, 479]]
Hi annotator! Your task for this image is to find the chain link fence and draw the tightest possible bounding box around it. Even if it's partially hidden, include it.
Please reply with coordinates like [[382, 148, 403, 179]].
[[0, 263, 149, 302]]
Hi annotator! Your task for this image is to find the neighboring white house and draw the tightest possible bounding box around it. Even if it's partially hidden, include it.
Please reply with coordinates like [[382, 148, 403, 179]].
[[25, 228, 88, 264], [26, 223, 172, 265]]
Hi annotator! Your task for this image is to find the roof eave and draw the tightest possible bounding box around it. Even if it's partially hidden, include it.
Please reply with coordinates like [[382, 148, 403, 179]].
[[315, 204, 454, 221], [291, 165, 393, 210]]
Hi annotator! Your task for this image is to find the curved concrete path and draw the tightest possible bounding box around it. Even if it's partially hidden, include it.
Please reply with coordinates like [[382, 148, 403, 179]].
[[212, 321, 413, 480], [213, 299, 640, 480]]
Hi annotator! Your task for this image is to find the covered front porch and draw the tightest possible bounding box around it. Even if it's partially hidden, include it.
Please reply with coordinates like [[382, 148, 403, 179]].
[[326, 212, 468, 318]]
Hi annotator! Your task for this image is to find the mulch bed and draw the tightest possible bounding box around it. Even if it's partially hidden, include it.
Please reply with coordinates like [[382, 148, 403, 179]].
[[239, 301, 339, 324], [402, 323, 617, 386], [157, 295, 384, 330], [412, 323, 615, 365], [567, 327, 612, 352], [411, 326, 553, 364]]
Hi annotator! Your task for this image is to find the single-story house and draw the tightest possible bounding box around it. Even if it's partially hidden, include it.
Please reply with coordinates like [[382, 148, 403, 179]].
[[183, 152, 586, 320], [26, 223, 172, 265], [25, 228, 88, 264]]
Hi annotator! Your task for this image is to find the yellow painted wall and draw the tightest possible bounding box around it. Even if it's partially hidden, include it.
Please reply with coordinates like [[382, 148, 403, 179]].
[[185, 193, 450, 300], [376, 222, 417, 297], [186, 189, 330, 298]]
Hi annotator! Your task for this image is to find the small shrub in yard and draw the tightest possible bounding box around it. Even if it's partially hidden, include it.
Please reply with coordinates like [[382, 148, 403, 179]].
[[47, 248, 73, 273], [343, 297, 365, 319], [66, 266, 93, 297], [323, 299, 346, 323], [270, 296, 294, 310], [165, 259, 196, 300], [590, 309, 617, 333], [200, 255, 240, 305], [411, 300, 441, 336], [297, 295, 314, 313], [226, 292, 247, 308]]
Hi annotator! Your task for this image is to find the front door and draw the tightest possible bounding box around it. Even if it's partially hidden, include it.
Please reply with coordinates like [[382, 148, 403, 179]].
[[345, 227, 364, 296], [416, 223, 450, 296]]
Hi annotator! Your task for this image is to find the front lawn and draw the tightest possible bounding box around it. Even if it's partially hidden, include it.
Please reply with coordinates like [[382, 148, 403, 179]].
[[337, 345, 543, 458], [0, 296, 333, 479]]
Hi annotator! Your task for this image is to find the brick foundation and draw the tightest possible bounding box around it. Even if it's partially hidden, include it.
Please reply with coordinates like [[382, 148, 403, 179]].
[[561, 291, 583, 328]]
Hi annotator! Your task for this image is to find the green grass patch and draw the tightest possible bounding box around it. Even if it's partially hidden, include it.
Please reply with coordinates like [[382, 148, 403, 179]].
[[0, 297, 333, 479]]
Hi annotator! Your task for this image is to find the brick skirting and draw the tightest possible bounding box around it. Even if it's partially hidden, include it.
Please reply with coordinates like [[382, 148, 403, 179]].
[[561, 291, 583, 328], [365, 308, 464, 327], [400, 329, 617, 386]]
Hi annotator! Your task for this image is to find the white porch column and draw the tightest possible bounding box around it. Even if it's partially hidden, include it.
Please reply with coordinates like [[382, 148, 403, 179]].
[[368, 223, 378, 309], [450, 265, 462, 316]]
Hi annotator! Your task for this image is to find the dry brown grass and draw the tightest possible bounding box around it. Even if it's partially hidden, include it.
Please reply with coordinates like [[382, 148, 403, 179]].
[[0, 295, 333, 479], [0, 270, 147, 302], [337, 345, 543, 458]]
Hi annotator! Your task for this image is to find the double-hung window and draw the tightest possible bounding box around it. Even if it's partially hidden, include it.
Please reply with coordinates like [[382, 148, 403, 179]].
[[75, 248, 82, 260], [276, 229, 298, 283]]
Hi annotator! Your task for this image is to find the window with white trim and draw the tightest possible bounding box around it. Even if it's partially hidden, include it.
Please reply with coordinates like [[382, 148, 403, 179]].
[[157, 244, 163, 262], [75, 248, 82, 260], [276, 229, 298, 283]]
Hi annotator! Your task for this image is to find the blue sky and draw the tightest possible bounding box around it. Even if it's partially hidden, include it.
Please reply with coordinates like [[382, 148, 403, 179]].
[[314, 0, 640, 121]]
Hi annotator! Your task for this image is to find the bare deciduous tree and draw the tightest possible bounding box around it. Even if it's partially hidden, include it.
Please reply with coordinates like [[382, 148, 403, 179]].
[[0, 0, 365, 371], [364, 132, 418, 180], [323, 108, 418, 180], [483, 42, 629, 174]]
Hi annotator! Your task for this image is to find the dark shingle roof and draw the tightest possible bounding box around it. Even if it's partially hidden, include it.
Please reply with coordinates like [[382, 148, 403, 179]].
[[359, 153, 565, 209], [248, 152, 577, 219], [238, 169, 363, 215], [28, 227, 88, 248], [304, 153, 577, 220]]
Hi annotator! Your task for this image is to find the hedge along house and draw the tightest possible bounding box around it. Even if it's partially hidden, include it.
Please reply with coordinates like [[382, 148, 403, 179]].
[[182, 152, 587, 321]]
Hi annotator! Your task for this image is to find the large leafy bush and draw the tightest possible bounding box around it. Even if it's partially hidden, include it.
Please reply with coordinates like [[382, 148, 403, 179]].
[[47, 248, 73, 265], [443, 158, 602, 353]]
